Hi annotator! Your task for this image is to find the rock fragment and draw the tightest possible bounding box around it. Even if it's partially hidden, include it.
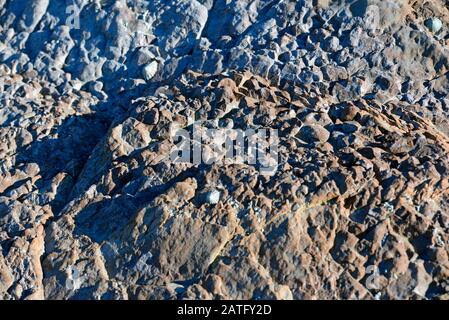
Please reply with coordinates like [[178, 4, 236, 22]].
[[425, 17, 443, 33], [142, 61, 158, 81], [205, 190, 221, 205], [298, 124, 331, 144]]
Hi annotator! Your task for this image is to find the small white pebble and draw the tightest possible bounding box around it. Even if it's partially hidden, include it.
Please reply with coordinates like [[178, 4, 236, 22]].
[[142, 61, 158, 81], [206, 190, 221, 205]]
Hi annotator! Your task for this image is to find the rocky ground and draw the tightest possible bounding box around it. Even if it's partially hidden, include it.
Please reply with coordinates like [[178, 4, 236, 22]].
[[0, 0, 448, 300]]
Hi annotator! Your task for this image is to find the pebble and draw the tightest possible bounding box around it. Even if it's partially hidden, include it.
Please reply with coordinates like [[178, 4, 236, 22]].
[[206, 190, 221, 205], [425, 17, 443, 33], [142, 61, 158, 81], [298, 124, 330, 143]]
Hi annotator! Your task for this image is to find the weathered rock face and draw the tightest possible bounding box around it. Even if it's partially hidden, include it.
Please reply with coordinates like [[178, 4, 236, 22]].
[[0, 1, 448, 300]]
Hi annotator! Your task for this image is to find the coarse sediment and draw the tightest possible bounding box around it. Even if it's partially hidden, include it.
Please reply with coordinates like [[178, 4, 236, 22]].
[[0, 0, 448, 300]]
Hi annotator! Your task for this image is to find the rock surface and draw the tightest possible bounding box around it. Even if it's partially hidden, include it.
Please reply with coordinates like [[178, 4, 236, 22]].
[[0, 0, 448, 300]]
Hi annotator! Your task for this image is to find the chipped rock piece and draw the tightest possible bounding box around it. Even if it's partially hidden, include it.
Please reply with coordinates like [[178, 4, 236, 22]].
[[142, 61, 158, 81], [389, 137, 414, 154], [324, 36, 340, 52], [340, 104, 359, 121]]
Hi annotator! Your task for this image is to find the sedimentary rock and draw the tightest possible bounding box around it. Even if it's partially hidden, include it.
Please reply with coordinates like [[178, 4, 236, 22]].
[[0, 0, 448, 301]]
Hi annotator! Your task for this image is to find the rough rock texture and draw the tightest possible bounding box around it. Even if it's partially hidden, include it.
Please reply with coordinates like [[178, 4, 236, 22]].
[[0, 0, 448, 300]]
